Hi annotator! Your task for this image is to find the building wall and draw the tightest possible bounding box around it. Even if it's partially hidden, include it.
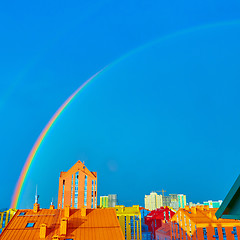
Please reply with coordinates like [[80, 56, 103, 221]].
[[108, 194, 117, 207], [57, 160, 97, 209], [203, 200, 222, 208], [155, 223, 171, 240], [145, 207, 175, 240], [100, 196, 109, 208], [145, 192, 163, 211], [171, 206, 240, 240], [178, 194, 186, 208], [0, 209, 17, 234], [115, 205, 142, 240]]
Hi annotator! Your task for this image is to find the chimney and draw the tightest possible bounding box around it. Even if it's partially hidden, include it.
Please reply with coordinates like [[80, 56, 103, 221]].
[[40, 224, 47, 239], [191, 207, 197, 214], [185, 206, 190, 211], [33, 203, 40, 213], [204, 205, 209, 211], [50, 204, 55, 210], [64, 206, 70, 218], [81, 207, 86, 217], [60, 218, 68, 235]]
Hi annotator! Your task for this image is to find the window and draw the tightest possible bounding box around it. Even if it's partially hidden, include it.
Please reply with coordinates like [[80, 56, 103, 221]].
[[135, 216, 138, 239], [91, 180, 94, 208], [84, 175, 88, 207], [74, 172, 79, 208], [2, 212, 6, 228], [7, 212, 11, 224], [125, 216, 127, 240], [19, 212, 26, 216], [232, 227, 238, 240], [130, 216, 134, 239], [62, 180, 65, 208], [70, 175, 73, 207], [26, 222, 35, 228], [214, 228, 219, 240], [222, 227, 227, 240], [203, 228, 208, 240]]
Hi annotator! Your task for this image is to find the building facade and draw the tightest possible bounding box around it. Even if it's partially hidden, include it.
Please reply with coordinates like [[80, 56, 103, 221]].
[[155, 222, 171, 240], [145, 207, 175, 240], [203, 200, 222, 208], [57, 160, 97, 209], [0, 209, 17, 234], [178, 194, 187, 208], [108, 194, 118, 207], [115, 205, 142, 240], [145, 192, 163, 211], [100, 196, 109, 208], [171, 205, 240, 240]]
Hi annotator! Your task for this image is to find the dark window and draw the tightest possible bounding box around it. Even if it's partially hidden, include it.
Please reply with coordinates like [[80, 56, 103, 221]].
[[203, 228, 208, 240], [232, 227, 238, 240], [7, 212, 11, 223], [214, 228, 219, 240], [2, 212, 6, 228], [222, 228, 227, 240], [26, 222, 35, 228], [19, 212, 26, 216]]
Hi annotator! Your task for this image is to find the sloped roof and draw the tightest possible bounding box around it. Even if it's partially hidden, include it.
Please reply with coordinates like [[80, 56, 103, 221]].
[[171, 206, 240, 226], [215, 175, 240, 220], [0, 208, 124, 240], [156, 222, 171, 236]]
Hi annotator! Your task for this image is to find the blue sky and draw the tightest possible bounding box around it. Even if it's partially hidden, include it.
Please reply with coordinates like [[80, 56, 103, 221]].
[[1, 0, 240, 209]]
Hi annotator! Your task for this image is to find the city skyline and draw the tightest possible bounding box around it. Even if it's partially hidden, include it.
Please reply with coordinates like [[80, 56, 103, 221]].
[[1, 0, 240, 209]]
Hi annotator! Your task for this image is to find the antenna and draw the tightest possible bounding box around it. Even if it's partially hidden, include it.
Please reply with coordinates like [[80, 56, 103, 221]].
[[51, 197, 54, 206], [35, 185, 39, 204]]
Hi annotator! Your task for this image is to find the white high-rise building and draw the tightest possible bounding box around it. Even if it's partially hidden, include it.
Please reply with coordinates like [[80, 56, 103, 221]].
[[144, 192, 163, 210]]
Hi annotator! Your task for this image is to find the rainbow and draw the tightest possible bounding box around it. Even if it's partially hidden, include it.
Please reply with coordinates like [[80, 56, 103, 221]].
[[11, 19, 240, 209], [11, 68, 106, 209]]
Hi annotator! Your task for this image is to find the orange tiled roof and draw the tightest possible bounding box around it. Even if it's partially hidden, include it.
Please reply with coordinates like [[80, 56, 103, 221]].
[[0, 207, 124, 240], [172, 206, 240, 225]]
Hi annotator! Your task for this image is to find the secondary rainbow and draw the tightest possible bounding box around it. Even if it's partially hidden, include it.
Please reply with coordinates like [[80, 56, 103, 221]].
[[11, 68, 105, 209]]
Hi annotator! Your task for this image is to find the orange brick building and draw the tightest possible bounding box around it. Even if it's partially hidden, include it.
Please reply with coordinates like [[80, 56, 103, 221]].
[[58, 161, 97, 209], [0, 203, 124, 240], [171, 205, 240, 240]]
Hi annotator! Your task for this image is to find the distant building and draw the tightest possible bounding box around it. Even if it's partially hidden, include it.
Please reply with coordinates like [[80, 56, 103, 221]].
[[100, 196, 109, 208], [163, 194, 186, 211], [203, 200, 222, 208], [171, 205, 240, 240], [99, 194, 117, 208], [145, 192, 163, 211], [0, 209, 17, 234], [57, 160, 97, 209], [0, 203, 124, 240], [115, 205, 142, 240], [108, 194, 118, 207], [178, 194, 187, 208], [145, 207, 175, 240], [155, 222, 171, 240]]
